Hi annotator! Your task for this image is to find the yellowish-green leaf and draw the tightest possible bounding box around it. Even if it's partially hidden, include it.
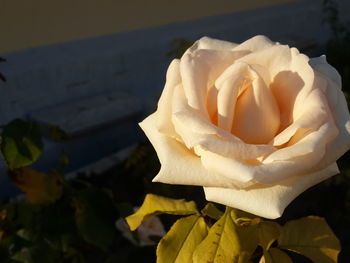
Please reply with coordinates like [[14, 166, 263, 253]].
[[192, 207, 259, 263], [258, 221, 281, 251], [1, 119, 43, 169], [232, 207, 265, 222], [201, 203, 223, 220], [11, 167, 63, 204], [278, 216, 340, 263], [157, 215, 208, 263], [259, 248, 293, 263], [126, 194, 198, 231], [234, 217, 261, 227]]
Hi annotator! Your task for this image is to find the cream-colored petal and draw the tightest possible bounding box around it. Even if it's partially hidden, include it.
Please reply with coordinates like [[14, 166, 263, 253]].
[[199, 120, 337, 185], [310, 56, 350, 165], [231, 67, 280, 144], [233, 35, 275, 52], [310, 56, 342, 88], [271, 88, 330, 146], [139, 113, 241, 188], [215, 62, 271, 132], [215, 61, 249, 132], [264, 119, 338, 163], [197, 147, 256, 184], [172, 85, 275, 159], [204, 163, 339, 219], [156, 59, 181, 138], [238, 45, 315, 136], [190, 36, 239, 51], [180, 48, 249, 112]]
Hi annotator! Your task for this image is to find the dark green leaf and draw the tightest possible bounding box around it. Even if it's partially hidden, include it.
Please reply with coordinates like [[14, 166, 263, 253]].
[[74, 188, 117, 250], [1, 119, 43, 169]]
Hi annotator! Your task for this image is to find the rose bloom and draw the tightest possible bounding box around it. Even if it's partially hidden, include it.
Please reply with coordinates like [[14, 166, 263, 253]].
[[140, 35, 350, 219]]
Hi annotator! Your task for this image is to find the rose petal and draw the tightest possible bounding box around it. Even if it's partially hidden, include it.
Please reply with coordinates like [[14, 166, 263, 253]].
[[215, 61, 250, 132], [156, 59, 181, 138], [263, 119, 338, 164], [139, 114, 242, 188], [180, 48, 249, 113], [172, 85, 276, 159], [204, 163, 339, 219], [310, 56, 350, 165], [198, 120, 337, 185], [271, 88, 331, 146], [310, 55, 342, 88], [231, 65, 280, 144], [238, 45, 315, 138], [191, 36, 239, 51], [233, 35, 275, 52]]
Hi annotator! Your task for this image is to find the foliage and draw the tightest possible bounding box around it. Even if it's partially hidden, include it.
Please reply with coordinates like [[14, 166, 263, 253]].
[[127, 195, 341, 263], [1, 119, 43, 170], [0, 121, 347, 262]]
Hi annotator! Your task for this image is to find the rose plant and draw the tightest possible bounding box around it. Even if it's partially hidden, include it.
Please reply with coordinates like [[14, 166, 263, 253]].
[[139, 35, 350, 219], [127, 35, 350, 263]]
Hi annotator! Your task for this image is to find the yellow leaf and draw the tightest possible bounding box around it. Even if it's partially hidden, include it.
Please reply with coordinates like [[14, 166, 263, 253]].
[[278, 216, 340, 263], [126, 194, 198, 231], [258, 221, 281, 251], [157, 215, 208, 263], [201, 203, 223, 220], [192, 208, 259, 263], [11, 167, 63, 204], [259, 248, 293, 263]]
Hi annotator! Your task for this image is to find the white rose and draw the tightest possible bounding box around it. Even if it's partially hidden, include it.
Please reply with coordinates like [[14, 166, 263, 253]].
[[140, 35, 350, 219]]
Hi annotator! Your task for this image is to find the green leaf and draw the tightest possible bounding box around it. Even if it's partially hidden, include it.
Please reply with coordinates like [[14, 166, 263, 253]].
[[258, 221, 281, 251], [157, 215, 208, 263], [201, 203, 223, 220], [1, 119, 43, 169], [126, 194, 198, 231], [11, 244, 61, 263], [259, 248, 293, 263], [10, 168, 63, 204], [278, 216, 340, 263], [192, 207, 259, 263], [74, 188, 117, 250]]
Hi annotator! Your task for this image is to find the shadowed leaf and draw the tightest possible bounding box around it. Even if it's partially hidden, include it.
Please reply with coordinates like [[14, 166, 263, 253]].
[[259, 248, 293, 263], [201, 203, 223, 220], [74, 188, 116, 250], [10, 168, 63, 204], [278, 216, 340, 263], [258, 221, 281, 251]]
